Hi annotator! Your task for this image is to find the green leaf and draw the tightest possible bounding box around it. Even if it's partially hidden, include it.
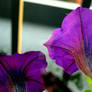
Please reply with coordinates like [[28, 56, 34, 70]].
[[85, 76, 92, 88], [83, 89, 92, 92]]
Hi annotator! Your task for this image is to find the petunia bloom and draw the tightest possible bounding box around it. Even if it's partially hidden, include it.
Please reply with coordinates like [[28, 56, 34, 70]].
[[0, 51, 47, 92], [44, 7, 92, 78]]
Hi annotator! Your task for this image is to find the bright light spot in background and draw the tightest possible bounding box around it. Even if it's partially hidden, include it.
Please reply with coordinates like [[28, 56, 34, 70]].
[[24, 0, 81, 10]]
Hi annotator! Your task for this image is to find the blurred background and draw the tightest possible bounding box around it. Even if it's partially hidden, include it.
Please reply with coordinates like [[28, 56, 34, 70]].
[[0, 0, 92, 92]]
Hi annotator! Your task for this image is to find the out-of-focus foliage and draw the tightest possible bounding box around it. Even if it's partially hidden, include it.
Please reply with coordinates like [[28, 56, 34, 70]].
[[42, 71, 84, 92], [62, 72, 83, 90], [42, 72, 72, 92], [70, 73, 83, 90], [82, 76, 92, 92], [83, 89, 92, 92], [85, 76, 92, 88]]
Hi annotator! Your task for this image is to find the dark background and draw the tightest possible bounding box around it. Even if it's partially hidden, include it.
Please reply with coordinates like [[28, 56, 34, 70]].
[[0, 0, 71, 27]]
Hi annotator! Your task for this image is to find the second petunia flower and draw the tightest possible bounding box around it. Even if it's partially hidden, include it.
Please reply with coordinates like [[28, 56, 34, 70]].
[[44, 7, 92, 78], [0, 51, 47, 92]]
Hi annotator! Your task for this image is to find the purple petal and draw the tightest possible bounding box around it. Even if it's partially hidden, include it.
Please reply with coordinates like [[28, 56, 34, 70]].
[[26, 81, 43, 92], [44, 7, 92, 78], [0, 51, 47, 91], [20, 51, 47, 70], [61, 7, 92, 78], [0, 64, 14, 92], [0, 68, 9, 92], [23, 51, 47, 83], [0, 51, 47, 74], [44, 28, 78, 74], [21, 51, 47, 91], [0, 86, 9, 92], [78, 8, 92, 71], [0, 54, 24, 72], [0, 51, 47, 81]]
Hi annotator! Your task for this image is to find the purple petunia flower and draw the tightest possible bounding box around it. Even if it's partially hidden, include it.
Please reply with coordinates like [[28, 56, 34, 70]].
[[0, 51, 47, 92], [44, 7, 92, 78]]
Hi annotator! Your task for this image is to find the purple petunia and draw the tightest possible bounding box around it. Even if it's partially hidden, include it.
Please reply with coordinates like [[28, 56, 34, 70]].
[[44, 7, 92, 78], [0, 51, 47, 92]]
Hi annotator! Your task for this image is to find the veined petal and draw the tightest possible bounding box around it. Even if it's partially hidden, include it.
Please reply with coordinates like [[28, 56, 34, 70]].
[[21, 51, 47, 70], [44, 7, 92, 78], [22, 51, 47, 92], [78, 8, 92, 72], [26, 81, 43, 92], [24, 51, 47, 83], [61, 7, 92, 78], [0, 54, 24, 72], [0, 51, 47, 92], [0, 65, 9, 92], [0, 86, 9, 92], [44, 28, 78, 74], [0, 51, 47, 74], [0, 64, 15, 92]]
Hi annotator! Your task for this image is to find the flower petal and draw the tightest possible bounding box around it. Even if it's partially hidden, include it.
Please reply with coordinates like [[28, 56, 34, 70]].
[[78, 8, 92, 72], [61, 7, 92, 78], [20, 51, 47, 69], [0, 86, 9, 92], [0, 54, 24, 72], [22, 51, 47, 92], [44, 7, 92, 78], [0, 51, 47, 91], [26, 81, 43, 92], [44, 28, 78, 74], [24, 51, 47, 83], [0, 64, 14, 92]]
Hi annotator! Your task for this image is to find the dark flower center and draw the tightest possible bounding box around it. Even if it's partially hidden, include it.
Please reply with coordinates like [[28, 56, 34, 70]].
[[9, 70, 25, 92]]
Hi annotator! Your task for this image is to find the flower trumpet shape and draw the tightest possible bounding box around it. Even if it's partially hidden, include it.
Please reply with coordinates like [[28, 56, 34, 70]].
[[44, 7, 92, 78], [0, 51, 47, 92]]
